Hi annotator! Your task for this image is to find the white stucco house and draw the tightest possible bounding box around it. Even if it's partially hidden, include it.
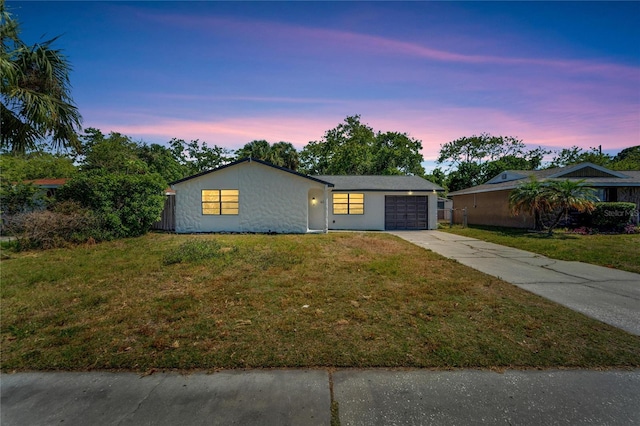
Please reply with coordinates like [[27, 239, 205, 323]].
[[170, 158, 443, 234]]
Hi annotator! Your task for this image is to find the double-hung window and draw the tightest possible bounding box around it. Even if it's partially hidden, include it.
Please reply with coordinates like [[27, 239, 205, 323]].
[[202, 189, 239, 215], [333, 193, 364, 215]]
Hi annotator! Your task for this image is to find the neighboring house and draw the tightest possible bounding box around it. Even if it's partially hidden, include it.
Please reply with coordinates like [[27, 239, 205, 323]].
[[448, 162, 640, 228], [170, 158, 442, 234], [27, 178, 69, 198]]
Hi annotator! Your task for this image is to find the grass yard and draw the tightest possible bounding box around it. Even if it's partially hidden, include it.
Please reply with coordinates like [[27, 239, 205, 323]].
[[440, 225, 640, 274], [1, 232, 639, 372]]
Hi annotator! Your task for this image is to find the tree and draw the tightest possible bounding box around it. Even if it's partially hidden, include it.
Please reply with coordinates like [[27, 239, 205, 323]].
[[424, 167, 446, 188], [509, 178, 597, 234], [610, 146, 640, 171], [547, 146, 611, 168], [0, 2, 82, 153], [373, 131, 425, 175], [136, 142, 187, 183], [235, 140, 300, 171], [509, 177, 550, 231], [300, 115, 425, 176], [169, 138, 231, 176], [269, 141, 300, 171], [544, 180, 597, 235], [57, 170, 166, 238], [445, 161, 484, 193], [437, 134, 546, 191], [0, 151, 76, 182], [437, 134, 527, 167], [79, 128, 148, 175]]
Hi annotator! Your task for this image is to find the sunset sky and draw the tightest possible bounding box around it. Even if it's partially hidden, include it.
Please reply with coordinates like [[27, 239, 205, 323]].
[[9, 1, 640, 170]]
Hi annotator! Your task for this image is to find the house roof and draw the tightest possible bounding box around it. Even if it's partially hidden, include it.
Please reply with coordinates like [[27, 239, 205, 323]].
[[170, 158, 335, 187], [449, 162, 640, 196], [26, 178, 69, 188], [314, 175, 443, 192]]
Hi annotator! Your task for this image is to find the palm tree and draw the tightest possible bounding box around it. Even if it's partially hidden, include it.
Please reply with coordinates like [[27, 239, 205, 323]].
[[269, 141, 299, 171], [1, 2, 82, 154], [235, 140, 300, 171], [235, 140, 271, 161], [544, 179, 598, 235], [509, 176, 550, 231]]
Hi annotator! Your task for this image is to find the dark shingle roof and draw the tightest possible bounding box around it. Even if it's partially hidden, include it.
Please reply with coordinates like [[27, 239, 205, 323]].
[[170, 158, 334, 187], [449, 163, 640, 196], [314, 175, 443, 191]]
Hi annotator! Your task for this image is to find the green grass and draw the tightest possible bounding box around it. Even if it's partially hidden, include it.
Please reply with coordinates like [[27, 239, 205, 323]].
[[1, 232, 639, 372], [440, 225, 640, 274]]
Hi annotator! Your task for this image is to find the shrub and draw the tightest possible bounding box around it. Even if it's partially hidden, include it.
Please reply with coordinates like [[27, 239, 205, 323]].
[[4, 201, 100, 250], [624, 224, 639, 234], [162, 239, 225, 265], [0, 182, 47, 216], [57, 171, 166, 239], [589, 202, 636, 231]]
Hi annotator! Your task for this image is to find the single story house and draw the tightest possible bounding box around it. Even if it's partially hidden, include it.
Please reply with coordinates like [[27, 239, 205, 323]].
[[169, 158, 443, 233], [448, 162, 640, 228]]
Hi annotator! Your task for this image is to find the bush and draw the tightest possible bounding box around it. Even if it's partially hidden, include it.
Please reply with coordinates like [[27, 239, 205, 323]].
[[162, 239, 225, 265], [3, 201, 100, 250], [57, 171, 166, 239], [0, 182, 47, 216], [589, 202, 636, 231]]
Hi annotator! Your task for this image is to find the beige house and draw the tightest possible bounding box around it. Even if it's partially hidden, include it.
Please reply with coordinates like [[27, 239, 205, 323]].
[[170, 158, 443, 233], [448, 163, 640, 228]]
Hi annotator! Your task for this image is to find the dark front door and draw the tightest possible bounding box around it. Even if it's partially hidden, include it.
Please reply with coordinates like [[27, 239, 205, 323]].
[[385, 196, 428, 230]]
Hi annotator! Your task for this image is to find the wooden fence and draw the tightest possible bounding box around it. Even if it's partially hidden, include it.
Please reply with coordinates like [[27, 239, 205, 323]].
[[152, 195, 175, 231]]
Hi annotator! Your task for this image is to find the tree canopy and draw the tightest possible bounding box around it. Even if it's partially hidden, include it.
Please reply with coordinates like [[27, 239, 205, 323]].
[[437, 134, 546, 192], [169, 138, 231, 177], [0, 151, 76, 182], [0, 2, 82, 153], [235, 140, 300, 171], [299, 115, 425, 176]]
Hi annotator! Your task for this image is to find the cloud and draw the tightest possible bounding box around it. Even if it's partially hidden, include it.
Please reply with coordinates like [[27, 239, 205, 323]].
[[141, 9, 640, 80]]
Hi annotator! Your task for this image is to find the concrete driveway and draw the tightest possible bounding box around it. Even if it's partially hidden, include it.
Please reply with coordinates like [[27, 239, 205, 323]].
[[389, 230, 640, 336]]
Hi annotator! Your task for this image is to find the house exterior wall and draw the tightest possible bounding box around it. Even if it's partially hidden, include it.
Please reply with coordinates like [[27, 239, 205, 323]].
[[618, 187, 640, 210], [452, 190, 534, 228], [173, 161, 327, 233], [328, 191, 438, 230]]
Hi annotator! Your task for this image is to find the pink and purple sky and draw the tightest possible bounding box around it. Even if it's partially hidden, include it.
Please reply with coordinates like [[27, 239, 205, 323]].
[[9, 1, 640, 170]]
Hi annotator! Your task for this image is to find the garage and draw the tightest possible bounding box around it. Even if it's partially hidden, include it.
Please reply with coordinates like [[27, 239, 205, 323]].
[[384, 195, 428, 230]]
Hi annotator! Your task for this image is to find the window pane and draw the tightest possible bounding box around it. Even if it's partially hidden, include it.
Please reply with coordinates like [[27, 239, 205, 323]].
[[221, 189, 239, 198], [333, 193, 348, 201], [334, 205, 349, 215], [350, 193, 364, 202], [203, 204, 220, 215], [221, 207, 239, 215], [350, 205, 364, 215], [202, 190, 220, 202]]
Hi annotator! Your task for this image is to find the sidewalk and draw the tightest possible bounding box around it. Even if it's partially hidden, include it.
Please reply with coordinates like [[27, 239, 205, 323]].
[[2, 369, 639, 425], [389, 230, 640, 336]]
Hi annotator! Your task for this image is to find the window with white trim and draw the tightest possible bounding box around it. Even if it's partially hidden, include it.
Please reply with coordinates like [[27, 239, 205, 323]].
[[333, 193, 364, 215], [202, 189, 239, 215]]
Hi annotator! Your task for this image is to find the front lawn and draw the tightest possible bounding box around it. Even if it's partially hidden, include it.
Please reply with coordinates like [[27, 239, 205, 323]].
[[1, 233, 639, 371], [440, 225, 640, 274]]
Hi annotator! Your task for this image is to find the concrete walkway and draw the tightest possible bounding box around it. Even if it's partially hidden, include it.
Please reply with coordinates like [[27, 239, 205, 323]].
[[389, 230, 640, 336], [2, 369, 639, 425]]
